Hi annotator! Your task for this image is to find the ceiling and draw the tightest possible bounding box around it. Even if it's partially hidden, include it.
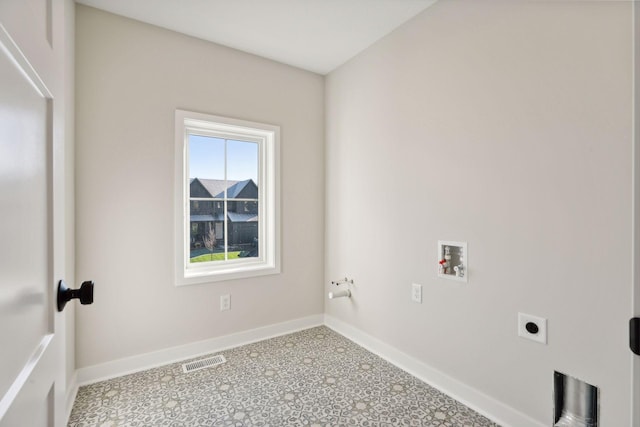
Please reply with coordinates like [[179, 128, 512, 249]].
[[75, 0, 437, 75]]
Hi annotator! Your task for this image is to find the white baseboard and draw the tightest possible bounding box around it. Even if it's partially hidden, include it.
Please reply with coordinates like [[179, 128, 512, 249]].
[[324, 315, 545, 427], [76, 314, 324, 386]]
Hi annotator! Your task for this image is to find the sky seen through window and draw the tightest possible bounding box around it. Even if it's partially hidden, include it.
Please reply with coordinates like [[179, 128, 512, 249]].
[[188, 135, 258, 183]]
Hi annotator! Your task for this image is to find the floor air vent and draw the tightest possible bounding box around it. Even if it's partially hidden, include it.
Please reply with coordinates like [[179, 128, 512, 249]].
[[182, 354, 226, 373]]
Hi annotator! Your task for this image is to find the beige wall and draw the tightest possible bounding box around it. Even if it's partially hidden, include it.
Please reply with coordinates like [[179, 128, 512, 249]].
[[75, 6, 325, 368], [325, 1, 633, 425]]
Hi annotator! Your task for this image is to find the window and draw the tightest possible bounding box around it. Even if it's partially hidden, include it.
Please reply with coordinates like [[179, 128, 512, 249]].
[[175, 110, 280, 285]]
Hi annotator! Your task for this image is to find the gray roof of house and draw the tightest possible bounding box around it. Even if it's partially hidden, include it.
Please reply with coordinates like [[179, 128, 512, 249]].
[[191, 212, 257, 223], [196, 179, 240, 198], [226, 180, 252, 198], [190, 214, 215, 222], [227, 212, 259, 222], [194, 178, 257, 199]]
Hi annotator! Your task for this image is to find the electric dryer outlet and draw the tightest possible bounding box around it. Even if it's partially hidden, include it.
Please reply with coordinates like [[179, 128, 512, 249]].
[[518, 312, 547, 344]]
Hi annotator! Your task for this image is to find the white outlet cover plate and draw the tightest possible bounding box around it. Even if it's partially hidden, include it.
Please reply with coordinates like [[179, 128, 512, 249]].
[[220, 294, 230, 311], [518, 312, 547, 344], [411, 283, 422, 303]]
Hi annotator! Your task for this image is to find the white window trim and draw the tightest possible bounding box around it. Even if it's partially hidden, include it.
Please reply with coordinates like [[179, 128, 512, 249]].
[[174, 109, 280, 285]]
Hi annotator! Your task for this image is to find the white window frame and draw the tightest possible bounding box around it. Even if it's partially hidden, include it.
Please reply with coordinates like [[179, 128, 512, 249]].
[[175, 109, 280, 285]]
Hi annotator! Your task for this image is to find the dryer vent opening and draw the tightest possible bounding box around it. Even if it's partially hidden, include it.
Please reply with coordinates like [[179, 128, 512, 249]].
[[553, 371, 598, 427]]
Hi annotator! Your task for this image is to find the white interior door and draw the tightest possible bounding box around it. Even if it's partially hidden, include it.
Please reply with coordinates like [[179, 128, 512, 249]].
[[633, 3, 640, 427], [0, 2, 65, 425]]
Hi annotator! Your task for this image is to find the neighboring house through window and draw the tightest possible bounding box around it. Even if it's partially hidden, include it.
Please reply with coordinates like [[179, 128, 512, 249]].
[[189, 178, 259, 256], [175, 110, 280, 285]]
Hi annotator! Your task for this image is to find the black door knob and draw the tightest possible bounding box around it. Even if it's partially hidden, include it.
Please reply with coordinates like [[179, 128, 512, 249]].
[[631, 318, 640, 355], [57, 280, 94, 312]]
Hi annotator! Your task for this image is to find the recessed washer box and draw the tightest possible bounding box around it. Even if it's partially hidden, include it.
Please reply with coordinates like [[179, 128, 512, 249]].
[[437, 240, 467, 282]]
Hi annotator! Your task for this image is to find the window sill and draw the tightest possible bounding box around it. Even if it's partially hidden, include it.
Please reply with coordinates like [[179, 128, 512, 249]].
[[177, 263, 281, 286]]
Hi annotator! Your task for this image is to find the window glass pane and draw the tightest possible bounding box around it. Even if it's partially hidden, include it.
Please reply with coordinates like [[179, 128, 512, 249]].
[[227, 140, 259, 259], [188, 135, 226, 263], [227, 139, 258, 184], [188, 135, 224, 181]]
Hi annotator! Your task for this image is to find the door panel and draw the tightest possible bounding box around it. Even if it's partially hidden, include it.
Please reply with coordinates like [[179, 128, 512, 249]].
[[0, 9, 59, 426], [0, 36, 50, 400], [0, 335, 55, 426]]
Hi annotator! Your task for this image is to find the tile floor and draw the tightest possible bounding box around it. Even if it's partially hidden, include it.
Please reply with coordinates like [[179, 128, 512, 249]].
[[68, 326, 499, 426]]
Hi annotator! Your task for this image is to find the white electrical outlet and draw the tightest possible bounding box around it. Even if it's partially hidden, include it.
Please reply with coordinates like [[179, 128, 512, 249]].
[[518, 312, 547, 344], [411, 283, 422, 303], [220, 294, 231, 311]]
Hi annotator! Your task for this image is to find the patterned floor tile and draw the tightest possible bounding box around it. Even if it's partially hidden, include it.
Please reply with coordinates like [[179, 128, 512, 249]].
[[68, 327, 499, 426]]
